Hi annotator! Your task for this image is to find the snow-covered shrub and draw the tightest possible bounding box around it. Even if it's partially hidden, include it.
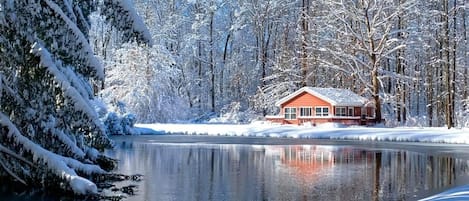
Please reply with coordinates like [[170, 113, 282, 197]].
[[99, 42, 189, 123], [97, 100, 137, 135], [109, 112, 136, 135], [103, 112, 123, 135], [103, 112, 136, 135], [209, 102, 262, 124], [218, 102, 242, 123]]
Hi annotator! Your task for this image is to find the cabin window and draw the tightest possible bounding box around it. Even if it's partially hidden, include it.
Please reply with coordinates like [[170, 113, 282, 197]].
[[299, 107, 312, 117], [336, 107, 347, 116], [315, 107, 329, 116], [348, 108, 354, 116], [284, 107, 297, 120]]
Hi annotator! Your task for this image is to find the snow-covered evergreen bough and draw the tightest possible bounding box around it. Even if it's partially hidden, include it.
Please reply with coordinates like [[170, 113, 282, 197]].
[[0, 0, 151, 195]]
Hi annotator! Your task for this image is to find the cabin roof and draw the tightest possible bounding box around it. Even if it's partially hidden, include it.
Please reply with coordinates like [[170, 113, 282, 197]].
[[275, 87, 368, 107]]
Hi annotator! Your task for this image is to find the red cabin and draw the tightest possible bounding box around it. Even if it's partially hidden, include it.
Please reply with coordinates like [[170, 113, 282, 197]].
[[265, 87, 376, 126]]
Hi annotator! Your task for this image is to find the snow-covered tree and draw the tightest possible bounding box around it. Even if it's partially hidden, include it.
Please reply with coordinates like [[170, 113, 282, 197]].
[[101, 42, 188, 123], [254, 18, 302, 114], [319, 0, 413, 123], [0, 0, 150, 195], [87, 0, 468, 127]]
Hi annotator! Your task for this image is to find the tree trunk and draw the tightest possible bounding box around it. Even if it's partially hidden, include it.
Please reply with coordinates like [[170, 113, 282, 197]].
[[427, 63, 434, 127], [443, 0, 453, 129], [180, 67, 193, 108], [451, 0, 457, 127], [372, 67, 382, 123], [197, 41, 203, 110], [464, 1, 469, 114], [300, 0, 309, 87], [260, 23, 271, 91], [209, 10, 215, 112], [364, 4, 382, 123], [221, 33, 231, 103], [396, 1, 407, 124], [396, 57, 402, 123]]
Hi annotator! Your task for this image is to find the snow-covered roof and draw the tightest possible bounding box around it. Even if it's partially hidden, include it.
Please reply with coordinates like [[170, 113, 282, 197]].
[[275, 87, 368, 107]]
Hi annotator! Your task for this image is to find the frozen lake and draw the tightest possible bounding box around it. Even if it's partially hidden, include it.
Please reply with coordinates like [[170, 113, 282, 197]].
[[103, 135, 469, 201]]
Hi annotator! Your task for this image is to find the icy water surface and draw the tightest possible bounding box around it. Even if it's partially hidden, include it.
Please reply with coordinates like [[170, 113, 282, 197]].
[[104, 135, 469, 201]]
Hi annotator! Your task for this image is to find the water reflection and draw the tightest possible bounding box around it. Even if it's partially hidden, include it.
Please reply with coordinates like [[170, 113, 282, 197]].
[[107, 137, 469, 201]]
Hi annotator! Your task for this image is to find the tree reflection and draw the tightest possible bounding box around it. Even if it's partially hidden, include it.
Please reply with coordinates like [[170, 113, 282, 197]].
[[275, 146, 465, 201], [108, 138, 469, 201]]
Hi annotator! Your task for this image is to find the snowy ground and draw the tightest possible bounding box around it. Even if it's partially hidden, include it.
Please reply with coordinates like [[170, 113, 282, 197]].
[[134, 122, 469, 201], [135, 122, 469, 144], [420, 185, 469, 201]]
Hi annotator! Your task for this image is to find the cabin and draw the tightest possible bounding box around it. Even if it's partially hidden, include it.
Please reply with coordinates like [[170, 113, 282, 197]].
[[265, 87, 376, 126]]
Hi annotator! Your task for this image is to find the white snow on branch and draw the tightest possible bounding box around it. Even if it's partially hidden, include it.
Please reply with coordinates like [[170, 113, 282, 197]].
[[116, 0, 154, 46], [0, 143, 34, 167], [0, 75, 24, 106], [0, 112, 105, 195], [43, 0, 104, 80], [62, 67, 94, 102], [0, 155, 27, 185], [48, 127, 86, 159], [0, 144, 32, 185], [30, 42, 105, 135]]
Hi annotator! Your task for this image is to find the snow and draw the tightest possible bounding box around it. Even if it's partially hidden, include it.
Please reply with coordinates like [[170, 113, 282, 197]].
[[43, 0, 104, 80], [0, 112, 106, 195], [420, 185, 469, 201], [136, 122, 469, 144], [69, 176, 98, 195], [118, 0, 153, 46], [275, 87, 368, 107], [31, 42, 105, 135], [306, 87, 368, 106]]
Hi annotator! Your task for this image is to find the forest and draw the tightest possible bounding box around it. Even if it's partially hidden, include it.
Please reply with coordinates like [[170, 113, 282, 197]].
[[93, 0, 469, 128], [0, 0, 468, 196]]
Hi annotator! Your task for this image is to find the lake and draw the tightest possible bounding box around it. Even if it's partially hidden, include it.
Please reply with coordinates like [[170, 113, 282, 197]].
[[103, 135, 469, 201]]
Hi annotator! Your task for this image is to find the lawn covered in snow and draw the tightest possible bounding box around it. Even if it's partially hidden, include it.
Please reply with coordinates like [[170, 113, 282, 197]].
[[136, 122, 469, 144], [420, 185, 469, 201]]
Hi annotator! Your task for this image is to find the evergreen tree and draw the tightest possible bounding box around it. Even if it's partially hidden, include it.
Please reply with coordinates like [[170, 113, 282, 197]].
[[0, 0, 151, 195]]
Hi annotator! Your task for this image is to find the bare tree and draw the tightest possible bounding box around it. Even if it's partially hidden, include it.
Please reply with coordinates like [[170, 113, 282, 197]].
[[320, 0, 412, 123]]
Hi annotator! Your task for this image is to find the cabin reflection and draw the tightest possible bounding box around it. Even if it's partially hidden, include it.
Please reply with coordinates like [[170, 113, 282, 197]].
[[275, 146, 334, 179], [265, 145, 468, 201], [274, 145, 378, 166]]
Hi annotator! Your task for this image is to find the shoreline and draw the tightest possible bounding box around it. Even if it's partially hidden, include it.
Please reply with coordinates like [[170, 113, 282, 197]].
[[134, 123, 469, 145]]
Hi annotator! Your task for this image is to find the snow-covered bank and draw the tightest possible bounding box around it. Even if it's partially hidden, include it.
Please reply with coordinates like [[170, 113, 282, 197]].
[[136, 122, 469, 144], [420, 185, 469, 200]]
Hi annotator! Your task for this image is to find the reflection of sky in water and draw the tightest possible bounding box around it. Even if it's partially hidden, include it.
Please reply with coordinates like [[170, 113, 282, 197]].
[[105, 136, 469, 201]]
